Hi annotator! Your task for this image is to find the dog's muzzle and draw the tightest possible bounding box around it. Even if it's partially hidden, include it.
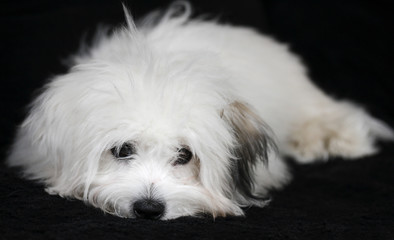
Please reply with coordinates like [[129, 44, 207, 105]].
[[132, 198, 165, 219]]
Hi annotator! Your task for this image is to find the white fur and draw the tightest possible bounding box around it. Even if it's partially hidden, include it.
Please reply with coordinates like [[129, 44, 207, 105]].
[[7, 4, 393, 220]]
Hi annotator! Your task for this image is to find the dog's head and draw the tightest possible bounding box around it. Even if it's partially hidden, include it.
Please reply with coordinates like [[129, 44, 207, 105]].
[[8, 7, 276, 220]]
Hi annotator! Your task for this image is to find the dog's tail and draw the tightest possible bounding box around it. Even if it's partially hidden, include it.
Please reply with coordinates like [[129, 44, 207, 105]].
[[366, 114, 394, 141]]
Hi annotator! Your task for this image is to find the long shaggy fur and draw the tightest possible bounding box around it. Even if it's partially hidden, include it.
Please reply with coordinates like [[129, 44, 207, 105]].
[[7, 3, 393, 219]]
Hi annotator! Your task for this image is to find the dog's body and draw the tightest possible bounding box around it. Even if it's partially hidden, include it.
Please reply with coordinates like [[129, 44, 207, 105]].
[[8, 5, 393, 219]]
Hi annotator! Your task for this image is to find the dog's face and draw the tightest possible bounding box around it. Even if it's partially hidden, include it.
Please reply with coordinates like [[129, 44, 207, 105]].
[[84, 63, 237, 219], [10, 29, 275, 220], [92, 122, 233, 219]]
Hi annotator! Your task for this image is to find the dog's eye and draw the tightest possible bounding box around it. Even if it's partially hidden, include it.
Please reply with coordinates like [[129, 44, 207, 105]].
[[174, 147, 193, 165], [111, 143, 135, 160]]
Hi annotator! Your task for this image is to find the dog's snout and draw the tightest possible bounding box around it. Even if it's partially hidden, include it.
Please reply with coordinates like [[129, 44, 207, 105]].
[[133, 198, 165, 220]]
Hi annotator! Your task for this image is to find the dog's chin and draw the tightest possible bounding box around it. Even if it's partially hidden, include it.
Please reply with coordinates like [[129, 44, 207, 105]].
[[85, 181, 245, 220]]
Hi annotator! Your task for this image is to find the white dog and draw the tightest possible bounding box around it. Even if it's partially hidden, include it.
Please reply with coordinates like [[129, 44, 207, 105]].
[[8, 4, 393, 220]]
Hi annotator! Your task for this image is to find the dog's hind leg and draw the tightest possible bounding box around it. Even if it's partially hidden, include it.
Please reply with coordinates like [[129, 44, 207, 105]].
[[283, 99, 393, 163]]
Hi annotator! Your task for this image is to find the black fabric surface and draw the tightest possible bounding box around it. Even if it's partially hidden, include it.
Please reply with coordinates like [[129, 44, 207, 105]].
[[1, 1, 393, 239]]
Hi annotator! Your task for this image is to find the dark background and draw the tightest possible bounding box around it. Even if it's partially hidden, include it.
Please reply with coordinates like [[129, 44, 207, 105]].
[[1, 0, 393, 239]]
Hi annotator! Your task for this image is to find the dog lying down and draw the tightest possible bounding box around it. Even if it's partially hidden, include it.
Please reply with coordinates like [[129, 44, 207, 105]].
[[8, 4, 393, 220]]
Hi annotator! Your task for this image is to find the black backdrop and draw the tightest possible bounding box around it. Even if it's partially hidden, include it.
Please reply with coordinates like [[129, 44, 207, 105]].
[[1, 1, 393, 239]]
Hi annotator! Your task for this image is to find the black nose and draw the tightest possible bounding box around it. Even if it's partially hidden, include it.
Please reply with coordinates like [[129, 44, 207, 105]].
[[133, 199, 165, 219]]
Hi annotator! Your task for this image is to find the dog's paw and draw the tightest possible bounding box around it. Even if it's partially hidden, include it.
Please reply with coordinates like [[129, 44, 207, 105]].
[[287, 118, 375, 163], [286, 102, 393, 163]]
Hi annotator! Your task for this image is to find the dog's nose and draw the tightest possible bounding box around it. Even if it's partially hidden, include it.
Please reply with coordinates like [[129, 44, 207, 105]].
[[133, 198, 165, 219]]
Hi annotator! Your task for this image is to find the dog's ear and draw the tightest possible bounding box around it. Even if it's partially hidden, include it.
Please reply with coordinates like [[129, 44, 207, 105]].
[[222, 101, 277, 202]]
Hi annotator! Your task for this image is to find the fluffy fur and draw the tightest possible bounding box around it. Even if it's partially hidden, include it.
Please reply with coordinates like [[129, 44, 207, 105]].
[[8, 3, 394, 219]]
